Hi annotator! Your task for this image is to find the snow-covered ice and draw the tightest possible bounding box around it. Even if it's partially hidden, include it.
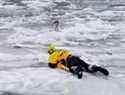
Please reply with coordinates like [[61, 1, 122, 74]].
[[0, 0, 125, 95]]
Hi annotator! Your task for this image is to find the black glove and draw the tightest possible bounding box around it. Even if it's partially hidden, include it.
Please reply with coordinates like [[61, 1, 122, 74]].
[[48, 63, 57, 68]]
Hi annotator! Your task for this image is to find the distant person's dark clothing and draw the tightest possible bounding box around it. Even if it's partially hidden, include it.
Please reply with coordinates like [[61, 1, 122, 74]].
[[52, 20, 59, 31]]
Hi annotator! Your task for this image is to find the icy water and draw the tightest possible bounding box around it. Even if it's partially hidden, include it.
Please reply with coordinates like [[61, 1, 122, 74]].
[[0, 0, 125, 95]]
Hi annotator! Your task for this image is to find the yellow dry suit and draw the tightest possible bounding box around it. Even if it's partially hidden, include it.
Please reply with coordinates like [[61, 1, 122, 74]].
[[48, 50, 72, 70]]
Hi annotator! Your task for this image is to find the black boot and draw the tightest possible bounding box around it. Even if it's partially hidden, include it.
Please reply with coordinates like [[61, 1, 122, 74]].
[[70, 66, 83, 79], [77, 71, 83, 79], [91, 65, 109, 76], [75, 66, 83, 79], [97, 66, 109, 76]]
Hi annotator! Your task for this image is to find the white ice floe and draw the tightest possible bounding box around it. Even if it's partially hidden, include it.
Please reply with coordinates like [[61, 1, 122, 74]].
[[0, 0, 125, 95]]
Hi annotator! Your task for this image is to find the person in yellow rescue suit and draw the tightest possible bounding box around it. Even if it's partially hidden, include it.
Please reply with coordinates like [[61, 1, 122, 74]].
[[48, 44, 109, 79]]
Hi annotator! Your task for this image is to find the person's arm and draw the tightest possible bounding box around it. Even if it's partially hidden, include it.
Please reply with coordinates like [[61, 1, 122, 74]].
[[57, 63, 69, 71], [48, 62, 69, 71]]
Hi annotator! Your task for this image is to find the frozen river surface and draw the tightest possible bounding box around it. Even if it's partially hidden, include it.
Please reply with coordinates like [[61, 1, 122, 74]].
[[0, 0, 125, 95]]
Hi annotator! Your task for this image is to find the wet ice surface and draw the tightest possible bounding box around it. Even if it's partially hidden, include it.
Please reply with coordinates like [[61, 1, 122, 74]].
[[0, 0, 125, 95]]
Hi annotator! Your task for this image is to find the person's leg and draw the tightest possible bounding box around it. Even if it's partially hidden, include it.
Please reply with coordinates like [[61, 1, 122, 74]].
[[66, 56, 83, 78], [70, 56, 90, 72], [68, 56, 109, 76], [90, 65, 109, 76], [67, 56, 109, 76], [81, 64, 109, 76]]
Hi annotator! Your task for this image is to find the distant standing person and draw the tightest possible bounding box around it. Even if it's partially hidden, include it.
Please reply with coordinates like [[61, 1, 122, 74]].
[[52, 20, 59, 32]]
